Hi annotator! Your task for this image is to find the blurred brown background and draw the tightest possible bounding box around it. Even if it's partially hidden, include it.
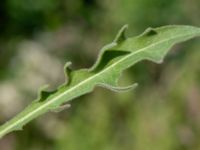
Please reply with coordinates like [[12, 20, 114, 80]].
[[0, 0, 200, 149]]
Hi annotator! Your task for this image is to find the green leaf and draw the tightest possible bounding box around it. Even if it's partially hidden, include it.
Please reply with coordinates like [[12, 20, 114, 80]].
[[0, 25, 200, 138]]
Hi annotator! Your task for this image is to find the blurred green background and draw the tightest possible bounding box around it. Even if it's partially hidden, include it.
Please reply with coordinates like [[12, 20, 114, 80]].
[[0, 0, 200, 149]]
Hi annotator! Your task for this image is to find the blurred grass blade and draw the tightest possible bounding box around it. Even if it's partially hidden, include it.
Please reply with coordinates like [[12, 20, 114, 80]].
[[0, 25, 200, 138]]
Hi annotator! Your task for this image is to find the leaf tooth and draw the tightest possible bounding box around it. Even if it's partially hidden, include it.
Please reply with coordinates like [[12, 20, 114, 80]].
[[98, 83, 138, 92], [97, 68, 138, 92], [35, 63, 73, 102], [90, 25, 130, 72], [142, 27, 158, 36], [64, 61, 72, 83], [51, 103, 71, 113], [36, 85, 57, 102], [36, 84, 49, 101], [57, 61, 73, 89], [113, 24, 128, 43], [89, 42, 117, 71]]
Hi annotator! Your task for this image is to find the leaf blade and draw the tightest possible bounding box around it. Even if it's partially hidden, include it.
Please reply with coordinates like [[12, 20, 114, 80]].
[[0, 25, 200, 138]]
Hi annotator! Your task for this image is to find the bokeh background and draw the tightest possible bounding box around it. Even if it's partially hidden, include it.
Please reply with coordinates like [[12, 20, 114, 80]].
[[0, 0, 200, 149]]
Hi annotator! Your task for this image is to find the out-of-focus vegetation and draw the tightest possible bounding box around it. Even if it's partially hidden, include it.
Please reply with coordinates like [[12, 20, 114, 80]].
[[0, 0, 200, 150]]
